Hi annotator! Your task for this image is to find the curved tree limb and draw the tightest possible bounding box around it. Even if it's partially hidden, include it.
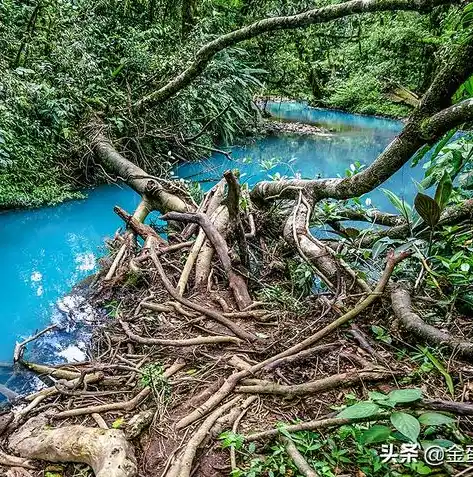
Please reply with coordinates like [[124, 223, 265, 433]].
[[90, 130, 190, 213], [251, 40, 473, 203], [135, 0, 455, 109], [391, 286, 473, 360]]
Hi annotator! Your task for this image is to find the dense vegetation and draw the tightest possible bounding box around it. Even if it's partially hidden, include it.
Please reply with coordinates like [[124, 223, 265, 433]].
[[1, 0, 469, 208], [2, 1, 473, 477]]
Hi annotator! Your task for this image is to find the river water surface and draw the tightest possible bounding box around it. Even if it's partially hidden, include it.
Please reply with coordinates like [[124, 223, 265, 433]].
[[0, 102, 424, 395]]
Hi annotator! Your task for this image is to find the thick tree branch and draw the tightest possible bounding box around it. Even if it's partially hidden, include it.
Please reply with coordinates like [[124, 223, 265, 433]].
[[90, 130, 190, 213], [135, 0, 455, 109], [391, 286, 473, 360], [422, 98, 473, 140], [251, 40, 473, 203]]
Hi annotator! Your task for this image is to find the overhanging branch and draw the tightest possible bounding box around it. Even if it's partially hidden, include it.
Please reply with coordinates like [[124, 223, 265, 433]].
[[251, 42, 473, 203], [135, 0, 456, 109]]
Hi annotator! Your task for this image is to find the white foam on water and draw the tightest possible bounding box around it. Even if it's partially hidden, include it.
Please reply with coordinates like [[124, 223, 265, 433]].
[[57, 344, 87, 362]]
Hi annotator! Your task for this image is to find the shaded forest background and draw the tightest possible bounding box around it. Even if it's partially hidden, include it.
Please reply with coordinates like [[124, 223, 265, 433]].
[[0, 0, 467, 208]]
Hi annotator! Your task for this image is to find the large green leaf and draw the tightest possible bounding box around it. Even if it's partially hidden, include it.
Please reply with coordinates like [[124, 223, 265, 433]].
[[359, 425, 392, 444], [418, 412, 455, 426], [382, 189, 412, 221], [387, 388, 423, 404], [337, 402, 380, 419], [390, 412, 420, 442], [434, 171, 453, 211], [414, 193, 441, 228]]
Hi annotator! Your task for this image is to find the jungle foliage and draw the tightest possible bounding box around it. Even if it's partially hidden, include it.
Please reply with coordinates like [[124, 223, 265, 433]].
[[0, 0, 469, 208]]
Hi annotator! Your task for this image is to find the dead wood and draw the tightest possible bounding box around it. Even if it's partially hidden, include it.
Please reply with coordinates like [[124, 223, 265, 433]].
[[161, 211, 252, 310], [348, 324, 377, 356], [178, 180, 226, 293], [120, 320, 241, 346], [114, 206, 165, 242]]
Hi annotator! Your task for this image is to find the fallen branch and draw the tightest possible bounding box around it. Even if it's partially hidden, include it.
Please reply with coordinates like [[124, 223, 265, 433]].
[[120, 320, 241, 346], [148, 237, 256, 341], [161, 211, 252, 310], [391, 286, 473, 360]]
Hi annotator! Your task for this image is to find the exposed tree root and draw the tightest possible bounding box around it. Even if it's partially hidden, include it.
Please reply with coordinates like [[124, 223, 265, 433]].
[[176, 250, 408, 429], [236, 369, 395, 396], [120, 319, 241, 346], [178, 180, 226, 294], [148, 237, 257, 341], [281, 436, 320, 477], [391, 286, 473, 360], [244, 415, 389, 442], [170, 396, 243, 477], [0, 452, 36, 470], [9, 415, 138, 477], [162, 211, 252, 310]]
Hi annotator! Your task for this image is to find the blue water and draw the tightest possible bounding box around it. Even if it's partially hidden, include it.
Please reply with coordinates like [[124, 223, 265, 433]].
[[0, 103, 424, 395], [0, 186, 141, 393], [176, 101, 424, 215]]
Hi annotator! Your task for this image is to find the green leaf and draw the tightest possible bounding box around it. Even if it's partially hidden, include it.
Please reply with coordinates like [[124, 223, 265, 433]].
[[337, 402, 380, 419], [411, 144, 431, 167], [434, 171, 453, 211], [382, 189, 411, 221], [387, 388, 423, 404], [419, 347, 454, 397], [390, 412, 420, 442], [418, 412, 456, 426], [414, 193, 441, 228], [112, 417, 124, 429], [359, 425, 392, 444], [368, 391, 388, 401]]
